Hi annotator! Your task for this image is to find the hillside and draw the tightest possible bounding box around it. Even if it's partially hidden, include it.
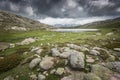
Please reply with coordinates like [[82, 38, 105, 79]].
[[75, 17, 120, 29], [0, 10, 53, 32]]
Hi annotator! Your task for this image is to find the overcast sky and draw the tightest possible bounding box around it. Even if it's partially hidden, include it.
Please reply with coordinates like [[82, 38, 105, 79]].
[[0, 0, 120, 26]]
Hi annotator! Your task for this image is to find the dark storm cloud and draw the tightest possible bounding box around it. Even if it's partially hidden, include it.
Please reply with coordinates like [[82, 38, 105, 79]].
[[0, 0, 120, 18]]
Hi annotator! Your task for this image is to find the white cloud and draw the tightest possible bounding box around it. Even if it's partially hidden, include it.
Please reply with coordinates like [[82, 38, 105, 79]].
[[90, 0, 114, 9], [10, 3, 19, 12], [38, 16, 114, 26], [66, 0, 78, 8], [116, 7, 120, 12], [77, 6, 84, 11], [25, 6, 34, 16]]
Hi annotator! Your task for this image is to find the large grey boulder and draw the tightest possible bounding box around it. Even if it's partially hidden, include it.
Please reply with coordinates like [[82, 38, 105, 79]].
[[29, 58, 41, 69], [69, 51, 85, 69], [39, 56, 55, 70]]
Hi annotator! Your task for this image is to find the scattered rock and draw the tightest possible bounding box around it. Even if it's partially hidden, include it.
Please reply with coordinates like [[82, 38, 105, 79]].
[[60, 47, 70, 52], [69, 51, 85, 69], [114, 48, 120, 52], [11, 26, 27, 31], [61, 76, 72, 80], [50, 69, 56, 74], [38, 73, 46, 80], [31, 47, 40, 52], [0, 42, 10, 51], [110, 73, 120, 80], [67, 44, 81, 50], [30, 74, 37, 80], [55, 68, 65, 75], [36, 49, 43, 55], [91, 64, 112, 80], [96, 33, 102, 36], [106, 55, 115, 62], [59, 50, 76, 58], [29, 58, 41, 69], [86, 57, 95, 63], [4, 76, 14, 80], [9, 43, 15, 48], [89, 50, 100, 56], [84, 73, 101, 80], [106, 32, 114, 36], [39, 56, 55, 70], [104, 62, 120, 73], [51, 48, 61, 57], [17, 38, 36, 45]]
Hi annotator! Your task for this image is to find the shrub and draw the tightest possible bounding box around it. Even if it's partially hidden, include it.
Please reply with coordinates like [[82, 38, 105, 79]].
[[0, 53, 22, 73]]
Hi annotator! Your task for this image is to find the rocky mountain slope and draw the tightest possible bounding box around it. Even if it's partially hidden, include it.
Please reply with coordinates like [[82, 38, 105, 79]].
[[0, 10, 53, 31], [75, 17, 120, 28]]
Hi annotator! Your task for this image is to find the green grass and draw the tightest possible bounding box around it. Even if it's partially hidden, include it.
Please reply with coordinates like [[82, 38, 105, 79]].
[[0, 28, 120, 79]]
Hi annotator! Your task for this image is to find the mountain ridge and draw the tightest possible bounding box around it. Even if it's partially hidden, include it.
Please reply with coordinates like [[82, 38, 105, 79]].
[[0, 10, 53, 32]]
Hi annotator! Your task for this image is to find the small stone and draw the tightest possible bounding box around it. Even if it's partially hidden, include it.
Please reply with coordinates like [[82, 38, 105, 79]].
[[106, 55, 115, 62], [86, 58, 95, 63], [36, 49, 43, 55], [106, 32, 114, 36], [29, 58, 41, 69], [38, 74, 46, 80], [114, 48, 120, 52], [96, 33, 102, 36], [4, 76, 14, 80], [89, 50, 100, 56], [55, 68, 65, 75], [61, 76, 72, 80], [67, 44, 81, 50], [50, 69, 56, 74], [30, 74, 37, 80], [9, 43, 15, 48], [51, 48, 61, 57]]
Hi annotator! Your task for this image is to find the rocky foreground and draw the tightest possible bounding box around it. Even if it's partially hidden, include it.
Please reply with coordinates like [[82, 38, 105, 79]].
[[1, 41, 120, 80]]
